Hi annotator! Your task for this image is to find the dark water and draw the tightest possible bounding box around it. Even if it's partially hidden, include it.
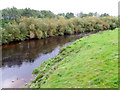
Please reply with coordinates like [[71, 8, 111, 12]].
[[1, 33, 91, 88]]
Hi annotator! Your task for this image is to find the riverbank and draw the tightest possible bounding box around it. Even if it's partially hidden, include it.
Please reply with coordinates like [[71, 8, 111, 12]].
[[1, 16, 118, 45], [29, 28, 119, 88], [2, 32, 92, 88]]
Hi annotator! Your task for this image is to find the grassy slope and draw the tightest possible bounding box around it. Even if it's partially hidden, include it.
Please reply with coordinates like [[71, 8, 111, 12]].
[[30, 28, 119, 88]]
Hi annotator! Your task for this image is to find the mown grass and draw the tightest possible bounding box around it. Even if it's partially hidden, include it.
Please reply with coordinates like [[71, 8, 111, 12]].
[[29, 28, 119, 88]]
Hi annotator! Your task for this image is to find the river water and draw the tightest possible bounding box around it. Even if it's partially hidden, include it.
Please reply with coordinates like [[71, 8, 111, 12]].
[[1, 33, 91, 88]]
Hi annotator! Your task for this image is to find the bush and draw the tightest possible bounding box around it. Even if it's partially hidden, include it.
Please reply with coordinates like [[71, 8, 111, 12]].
[[1, 16, 119, 45], [35, 30, 43, 39]]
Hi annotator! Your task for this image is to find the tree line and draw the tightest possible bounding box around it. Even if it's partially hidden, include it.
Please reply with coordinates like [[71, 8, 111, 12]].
[[0, 7, 119, 45], [1, 7, 110, 20], [1, 16, 119, 45]]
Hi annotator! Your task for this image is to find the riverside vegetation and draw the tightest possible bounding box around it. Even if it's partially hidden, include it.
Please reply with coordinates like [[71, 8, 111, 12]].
[[1, 16, 119, 45], [29, 28, 119, 88], [1, 7, 120, 45]]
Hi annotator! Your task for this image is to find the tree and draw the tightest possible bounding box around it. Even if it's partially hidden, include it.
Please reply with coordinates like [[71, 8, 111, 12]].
[[21, 8, 40, 17], [2, 7, 22, 20], [65, 12, 75, 19], [38, 10, 55, 18], [76, 12, 90, 18], [57, 13, 65, 17], [88, 12, 94, 16], [100, 13, 109, 17]]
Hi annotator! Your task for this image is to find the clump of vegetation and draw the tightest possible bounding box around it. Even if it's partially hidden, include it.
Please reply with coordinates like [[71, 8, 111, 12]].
[[1, 7, 119, 45], [33, 68, 40, 74], [28, 28, 119, 88], [1, 16, 119, 45]]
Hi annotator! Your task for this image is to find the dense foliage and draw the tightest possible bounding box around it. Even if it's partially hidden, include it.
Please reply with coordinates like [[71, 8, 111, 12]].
[[1, 7, 110, 20], [1, 16, 119, 45], [0, 7, 119, 45]]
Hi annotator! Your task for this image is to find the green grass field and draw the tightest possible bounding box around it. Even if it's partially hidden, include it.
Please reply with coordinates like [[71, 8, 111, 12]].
[[30, 28, 119, 88]]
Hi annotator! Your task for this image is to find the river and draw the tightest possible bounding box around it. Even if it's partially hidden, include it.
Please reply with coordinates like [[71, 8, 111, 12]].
[[1, 33, 91, 88]]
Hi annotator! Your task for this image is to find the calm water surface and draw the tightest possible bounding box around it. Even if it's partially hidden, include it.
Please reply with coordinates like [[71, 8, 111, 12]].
[[1, 33, 91, 88]]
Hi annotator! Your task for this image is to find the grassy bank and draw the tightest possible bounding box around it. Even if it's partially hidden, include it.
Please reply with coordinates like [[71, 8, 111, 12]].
[[29, 28, 119, 88]]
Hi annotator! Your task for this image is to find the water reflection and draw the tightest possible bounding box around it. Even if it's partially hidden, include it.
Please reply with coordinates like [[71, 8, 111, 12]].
[[2, 35, 83, 68], [1, 33, 91, 88]]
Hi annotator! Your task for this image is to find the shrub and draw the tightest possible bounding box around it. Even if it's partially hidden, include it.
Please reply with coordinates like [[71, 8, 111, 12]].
[[35, 30, 43, 39], [1, 16, 119, 45]]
